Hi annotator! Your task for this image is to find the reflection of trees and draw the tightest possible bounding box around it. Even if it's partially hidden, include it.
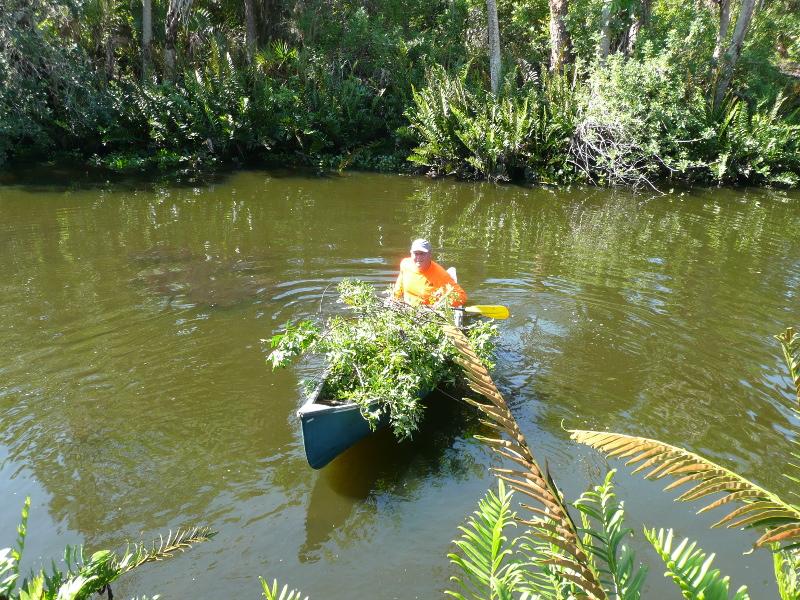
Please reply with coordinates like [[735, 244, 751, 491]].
[[0, 173, 496, 553], [3, 171, 800, 571], [0, 178, 357, 548]]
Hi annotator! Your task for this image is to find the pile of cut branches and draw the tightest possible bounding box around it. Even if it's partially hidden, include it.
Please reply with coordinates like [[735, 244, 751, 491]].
[[268, 278, 497, 438]]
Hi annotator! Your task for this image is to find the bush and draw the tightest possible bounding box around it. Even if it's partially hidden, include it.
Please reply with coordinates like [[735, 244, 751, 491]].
[[405, 64, 577, 182]]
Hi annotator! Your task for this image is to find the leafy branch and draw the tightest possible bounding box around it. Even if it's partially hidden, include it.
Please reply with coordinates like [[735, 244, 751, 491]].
[[268, 279, 497, 439]]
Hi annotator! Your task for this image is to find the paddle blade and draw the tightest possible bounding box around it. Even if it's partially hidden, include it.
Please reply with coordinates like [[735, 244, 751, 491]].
[[464, 305, 510, 319]]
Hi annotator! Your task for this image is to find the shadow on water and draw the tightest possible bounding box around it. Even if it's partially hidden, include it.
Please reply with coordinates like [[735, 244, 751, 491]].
[[298, 391, 487, 562], [0, 160, 332, 193]]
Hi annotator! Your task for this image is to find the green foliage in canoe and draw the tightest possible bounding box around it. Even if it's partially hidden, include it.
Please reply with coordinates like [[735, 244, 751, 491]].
[[268, 278, 498, 439]]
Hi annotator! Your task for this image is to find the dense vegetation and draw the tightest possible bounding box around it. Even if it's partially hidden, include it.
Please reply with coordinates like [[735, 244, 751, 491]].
[[1, 0, 798, 186], [268, 278, 497, 439]]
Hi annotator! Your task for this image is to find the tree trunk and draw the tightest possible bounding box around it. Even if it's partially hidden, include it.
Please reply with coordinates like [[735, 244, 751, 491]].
[[626, 0, 649, 56], [548, 0, 571, 72], [712, 0, 732, 63], [713, 0, 756, 110], [244, 0, 256, 65], [597, 0, 612, 62], [487, 0, 501, 94], [164, 0, 194, 81], [142, 0, 152, 80], [105, 36, 115, 81]]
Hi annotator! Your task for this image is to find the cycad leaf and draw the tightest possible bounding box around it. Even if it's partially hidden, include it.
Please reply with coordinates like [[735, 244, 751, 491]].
[[447, 480, 520, 600], [571, 430, 800, 550], [645, 528, 750, 600], [444, 325, 608, 600]]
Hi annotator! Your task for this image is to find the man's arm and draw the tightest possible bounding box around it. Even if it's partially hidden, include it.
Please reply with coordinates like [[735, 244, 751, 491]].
[[434, 263, 467, 307], [393, 271, 404, 299]]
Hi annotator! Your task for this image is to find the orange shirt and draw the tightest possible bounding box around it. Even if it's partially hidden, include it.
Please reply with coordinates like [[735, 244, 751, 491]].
[[393, 258, 467, 307]]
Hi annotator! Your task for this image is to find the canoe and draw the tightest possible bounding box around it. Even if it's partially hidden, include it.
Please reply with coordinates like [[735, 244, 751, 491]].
[[296, 268, 464, 469]]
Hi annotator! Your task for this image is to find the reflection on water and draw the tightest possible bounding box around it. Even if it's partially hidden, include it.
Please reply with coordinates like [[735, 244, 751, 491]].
[[1, 170, 799, 597], [129, 245, 275, 308]]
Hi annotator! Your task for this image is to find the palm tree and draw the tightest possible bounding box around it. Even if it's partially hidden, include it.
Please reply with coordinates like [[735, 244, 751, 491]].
[[713, 0, 757, 110], [164, 0, 194, 81], [548, 0, 570, 72], [486, 0, 501, 95], [142, 0, 152, 80]]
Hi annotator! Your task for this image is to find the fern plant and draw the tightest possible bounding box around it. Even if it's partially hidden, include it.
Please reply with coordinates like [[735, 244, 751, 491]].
[[442, 323, 800, 599], [645, 528, 750, 599], [447, 480, 525, 600], [0, 497, 215, 600], [406, 65, 568, 181]]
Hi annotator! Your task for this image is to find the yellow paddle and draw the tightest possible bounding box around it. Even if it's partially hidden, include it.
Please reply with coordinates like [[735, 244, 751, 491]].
[[461, 305, 510, 319]]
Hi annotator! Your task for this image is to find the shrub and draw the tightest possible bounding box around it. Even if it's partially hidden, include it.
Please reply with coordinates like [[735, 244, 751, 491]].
[[405, 65, 578, 182]]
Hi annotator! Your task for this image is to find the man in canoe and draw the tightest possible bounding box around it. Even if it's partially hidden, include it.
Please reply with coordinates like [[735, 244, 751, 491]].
[[393, 238, 467, 307]]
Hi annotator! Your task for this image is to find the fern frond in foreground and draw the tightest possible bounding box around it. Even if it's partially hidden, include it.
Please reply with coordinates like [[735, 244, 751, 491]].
[[260, 577, 309, 600], [572, 470, 648, 600], [443, 324, 608, 600], [646, 528, 750, 600], [775, 327, 800, 406], [124, 526, 217, 570], [446, 480, 524, 600], [569, 430, 800, 550], [0, 496, 215, 600]]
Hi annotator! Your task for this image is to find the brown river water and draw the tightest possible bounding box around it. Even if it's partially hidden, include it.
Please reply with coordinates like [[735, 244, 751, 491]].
[[1, 167, 800, 598]]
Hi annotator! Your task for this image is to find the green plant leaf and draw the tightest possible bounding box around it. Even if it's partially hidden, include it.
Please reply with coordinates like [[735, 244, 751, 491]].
[[645, 528, 750, 600]]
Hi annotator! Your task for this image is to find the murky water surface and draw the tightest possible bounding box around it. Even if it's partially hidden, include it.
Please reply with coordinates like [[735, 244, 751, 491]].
[[2, 168, 800, 598]]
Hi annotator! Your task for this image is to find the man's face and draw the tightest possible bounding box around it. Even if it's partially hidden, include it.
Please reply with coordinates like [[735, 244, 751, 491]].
[[412, 250, 432, 271]]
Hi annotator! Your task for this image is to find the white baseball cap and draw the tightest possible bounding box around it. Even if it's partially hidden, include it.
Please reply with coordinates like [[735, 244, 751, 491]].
[[410, 238, 431, 253]]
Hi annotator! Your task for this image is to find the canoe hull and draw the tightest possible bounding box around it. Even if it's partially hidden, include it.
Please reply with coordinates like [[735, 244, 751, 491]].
[[297, 388, 390, 469]]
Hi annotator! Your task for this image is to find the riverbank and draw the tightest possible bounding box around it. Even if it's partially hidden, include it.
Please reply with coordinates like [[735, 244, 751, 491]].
[[3, 0, 799, 188]]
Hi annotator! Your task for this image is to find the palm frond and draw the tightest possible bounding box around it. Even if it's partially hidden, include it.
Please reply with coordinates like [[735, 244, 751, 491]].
[[775, 327, 800, 407], [570, 430, 800, 550], [260, 577, 309, 600], [645, 528, 750, 600], [444, 325, 608, 600], [125, 526, 217, 571]]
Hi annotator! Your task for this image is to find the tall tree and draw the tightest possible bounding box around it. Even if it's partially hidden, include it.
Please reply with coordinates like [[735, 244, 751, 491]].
[[487, 0, 501, 94], [142, 0, 152, 80], [712, 0, 733, 63], [626, 0, 649, 56], [244, 0, 256, 65], [597, 0, 613, 62], [164, 0, 194, 81], [714, 0, 756, 110], [548, 0, 571, 71]]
